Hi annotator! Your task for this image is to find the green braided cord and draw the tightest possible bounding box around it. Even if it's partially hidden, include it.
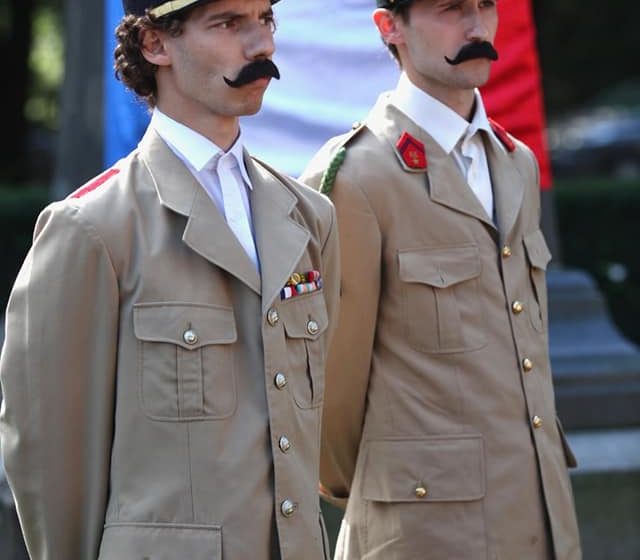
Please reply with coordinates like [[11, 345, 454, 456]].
[[319, 147, 347, 195]]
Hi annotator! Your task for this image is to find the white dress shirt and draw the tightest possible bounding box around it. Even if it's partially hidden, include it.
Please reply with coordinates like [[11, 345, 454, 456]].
[[150, 109, 259, 269], [390, 72, 503, 219]]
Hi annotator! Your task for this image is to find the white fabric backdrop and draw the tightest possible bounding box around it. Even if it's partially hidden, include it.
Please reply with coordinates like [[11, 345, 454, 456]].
[[241, 1, 398, 175]]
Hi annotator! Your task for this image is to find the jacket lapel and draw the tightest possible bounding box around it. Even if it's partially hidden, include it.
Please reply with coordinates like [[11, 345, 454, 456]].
[[246, 153, 311, 312], [484, 134, 525, 243], [372, 103, 495, 229], [139, 128, 261, 295]]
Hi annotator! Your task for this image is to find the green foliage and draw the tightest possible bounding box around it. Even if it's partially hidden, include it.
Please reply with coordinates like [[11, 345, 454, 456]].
[[534, 2, 640, 116], [555, 177, 640, 344], [27, 5, 64, 130]]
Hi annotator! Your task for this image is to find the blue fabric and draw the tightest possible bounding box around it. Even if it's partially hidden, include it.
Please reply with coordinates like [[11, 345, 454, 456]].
[[104, 0, 149, 167]]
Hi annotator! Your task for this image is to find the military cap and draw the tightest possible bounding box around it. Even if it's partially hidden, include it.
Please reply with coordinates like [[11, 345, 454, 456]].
[[376, 0, 412, 8], [124, 0, 280, 18]]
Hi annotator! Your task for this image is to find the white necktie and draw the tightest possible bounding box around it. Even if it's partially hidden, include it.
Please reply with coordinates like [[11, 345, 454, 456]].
[[460, 130, 493, 218], [216, 154, 259, 269]]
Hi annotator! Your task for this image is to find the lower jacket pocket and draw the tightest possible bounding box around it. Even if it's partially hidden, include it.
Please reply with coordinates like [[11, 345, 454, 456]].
[[359, 435, 488, 559], [99, 522, 221, 560]]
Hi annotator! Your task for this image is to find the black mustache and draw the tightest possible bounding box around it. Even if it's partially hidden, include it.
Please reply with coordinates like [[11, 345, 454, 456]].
[[223, 59, 281, 88], [445, 41, 498, 65]]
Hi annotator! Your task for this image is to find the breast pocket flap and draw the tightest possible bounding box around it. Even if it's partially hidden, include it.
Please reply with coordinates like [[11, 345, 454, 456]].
[[523, 229, 552, 270], [399, 246, 481, 288], [361, 435, 486, 503], [280, 292, 329, 340], [133, 303, 237, 350]]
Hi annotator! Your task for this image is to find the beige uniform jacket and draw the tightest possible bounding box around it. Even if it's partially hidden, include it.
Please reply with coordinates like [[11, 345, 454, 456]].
[[0, 129, 339, 560], [301, 96, 581, 560]]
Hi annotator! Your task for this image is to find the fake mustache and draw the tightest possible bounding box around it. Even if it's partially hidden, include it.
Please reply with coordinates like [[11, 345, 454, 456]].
[[445, 41, 499, 66], [223, 59, 281, 88]]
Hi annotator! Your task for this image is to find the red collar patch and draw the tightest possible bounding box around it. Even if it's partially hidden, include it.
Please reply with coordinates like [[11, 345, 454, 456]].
[[69, 168, 120, 199], [488, 118, 516, 153], [396, 132, 427, 171]]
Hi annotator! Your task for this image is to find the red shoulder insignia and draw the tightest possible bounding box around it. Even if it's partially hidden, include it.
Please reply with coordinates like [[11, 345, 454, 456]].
[[395, 132, 428, 171], [488, 118, 516, 153], [69, 168, 120, 199]]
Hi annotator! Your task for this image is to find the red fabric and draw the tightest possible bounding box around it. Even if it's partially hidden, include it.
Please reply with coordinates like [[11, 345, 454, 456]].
[[69, 168, 120, 199], [396, 132, 428, 170], [480, 0, 553, 189]]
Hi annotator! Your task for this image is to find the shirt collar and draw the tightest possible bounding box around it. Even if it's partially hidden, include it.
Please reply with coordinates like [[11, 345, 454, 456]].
[[389, 72, 500, 154], [150, 108, 253, 189]]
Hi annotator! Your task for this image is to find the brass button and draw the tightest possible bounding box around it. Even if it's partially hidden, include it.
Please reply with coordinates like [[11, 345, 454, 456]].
[[512, 301, 524, 314], [281, 499, 297, 517], [415, 486, 428, 499], [183, 329, 198, 346], [502, 245, 512, 258], [274, 372, 287, 390], [522, 358, 534, 372], [306, 319, 319, 336], [532, 415, 543, 429], [279, 436, 291, 453], [267, 308, 280, 326]]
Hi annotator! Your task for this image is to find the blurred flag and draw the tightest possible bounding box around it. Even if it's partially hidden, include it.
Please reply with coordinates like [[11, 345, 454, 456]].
[[103, 0, 552, 187]]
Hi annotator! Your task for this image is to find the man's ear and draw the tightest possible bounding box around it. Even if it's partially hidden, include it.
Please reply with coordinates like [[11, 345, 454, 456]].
[[373, 8, 404, 48], [140, 27, 171, 67]]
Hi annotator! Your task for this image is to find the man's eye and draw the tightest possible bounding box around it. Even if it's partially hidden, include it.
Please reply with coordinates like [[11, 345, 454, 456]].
[[216, 19, 239, 30], [261, 15, 277, 33]]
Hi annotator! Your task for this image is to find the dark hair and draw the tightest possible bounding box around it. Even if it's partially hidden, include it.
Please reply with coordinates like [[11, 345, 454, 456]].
[[384, 4, 411, 65], [114, 11, 190, 107]]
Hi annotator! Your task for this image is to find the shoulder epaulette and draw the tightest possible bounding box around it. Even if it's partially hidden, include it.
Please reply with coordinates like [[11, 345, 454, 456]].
[[68, 168, 120, 199], [488, 118, 516, 153], [319, 121, 366, 195]]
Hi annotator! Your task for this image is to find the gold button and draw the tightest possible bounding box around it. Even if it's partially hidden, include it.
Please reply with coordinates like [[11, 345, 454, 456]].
[[183, 329, 198, 346], [415, 486, 428, 499], [502, 245, 512, 258], [306, 319, 319, 336], [532, 415, 543, 429], [267, 308, 280, 326], [522, 358, 534, 372], [274, 372, 287, 390], [281, 499, 297, 517], [512, 301, 524, 314], [279, 436, 291, 453]]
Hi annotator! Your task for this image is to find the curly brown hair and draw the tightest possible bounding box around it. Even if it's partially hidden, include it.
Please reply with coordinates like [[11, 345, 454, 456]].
[[114, 12, 190, 107]]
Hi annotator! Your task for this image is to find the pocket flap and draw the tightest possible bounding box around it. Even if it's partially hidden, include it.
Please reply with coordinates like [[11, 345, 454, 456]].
[[99, 523, 221, 560], [523, 229, 552, 270], [398, 246, 481, 288], [361, 435, 485, 502], [133, 303, 237, 349], [280, 292, 329, 340]]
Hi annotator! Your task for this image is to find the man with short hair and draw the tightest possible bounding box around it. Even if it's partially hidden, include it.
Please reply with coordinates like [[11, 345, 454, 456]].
[[302, 1, 581, 558], [0, 1, 338, 558]]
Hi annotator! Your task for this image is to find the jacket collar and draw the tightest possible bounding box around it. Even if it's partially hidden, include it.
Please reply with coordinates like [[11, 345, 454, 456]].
[[139, 128, 310, 306]]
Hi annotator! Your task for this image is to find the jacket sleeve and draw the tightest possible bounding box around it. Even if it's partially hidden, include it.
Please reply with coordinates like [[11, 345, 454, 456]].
[[0, 202, 119, 559], [301, 167, 381, 507]]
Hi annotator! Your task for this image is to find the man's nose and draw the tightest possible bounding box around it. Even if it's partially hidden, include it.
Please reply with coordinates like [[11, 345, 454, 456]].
[[245, 21, 276, 61]]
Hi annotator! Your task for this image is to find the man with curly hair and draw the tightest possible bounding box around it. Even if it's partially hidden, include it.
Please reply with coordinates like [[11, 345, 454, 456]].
[[0, 1, 339, 559]]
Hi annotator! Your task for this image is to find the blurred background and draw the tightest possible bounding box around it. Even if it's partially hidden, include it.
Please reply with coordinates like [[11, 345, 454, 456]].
[[0, 0, 639, 558]]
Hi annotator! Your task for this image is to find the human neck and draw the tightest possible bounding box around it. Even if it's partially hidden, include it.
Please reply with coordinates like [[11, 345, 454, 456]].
[[155, 102, 240, 152], [405, 72, 476, 121]]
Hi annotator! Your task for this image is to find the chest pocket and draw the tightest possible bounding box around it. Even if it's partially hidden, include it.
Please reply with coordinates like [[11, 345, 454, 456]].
[[523, 230, 552, 333], [279, 292, 329, 409], [398, 245, 486, 354], [134, 302, 237, 421]]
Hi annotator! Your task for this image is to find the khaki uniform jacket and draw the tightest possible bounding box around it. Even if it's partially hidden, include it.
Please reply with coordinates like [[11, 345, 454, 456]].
[[0, 129, 339, 560], [301, 96, 581, 560]]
